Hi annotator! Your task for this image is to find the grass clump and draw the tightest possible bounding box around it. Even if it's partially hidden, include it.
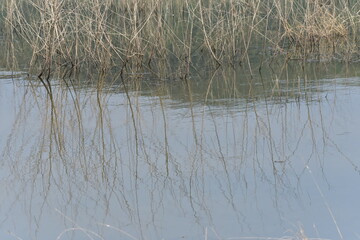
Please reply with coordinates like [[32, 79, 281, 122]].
[[279, 0, 351, 60]]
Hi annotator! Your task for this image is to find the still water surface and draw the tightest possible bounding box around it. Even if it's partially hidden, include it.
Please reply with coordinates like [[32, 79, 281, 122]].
[[0, 64, 360, 240]]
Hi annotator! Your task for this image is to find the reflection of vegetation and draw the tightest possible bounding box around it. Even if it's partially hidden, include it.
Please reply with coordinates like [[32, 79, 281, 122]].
[[2, 0, 360, 78], [2, 63, 357, 239]]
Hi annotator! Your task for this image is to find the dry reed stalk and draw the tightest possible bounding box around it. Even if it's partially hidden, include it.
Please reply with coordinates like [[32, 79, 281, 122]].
[[2, 0, 360, 78]]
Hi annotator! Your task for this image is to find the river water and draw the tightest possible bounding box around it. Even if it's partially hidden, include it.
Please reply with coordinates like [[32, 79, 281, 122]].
[[0, 63, 360, 240]]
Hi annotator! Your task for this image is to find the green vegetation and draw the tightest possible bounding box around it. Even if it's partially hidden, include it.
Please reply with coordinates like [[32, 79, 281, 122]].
[[2, 0, 360, 78]]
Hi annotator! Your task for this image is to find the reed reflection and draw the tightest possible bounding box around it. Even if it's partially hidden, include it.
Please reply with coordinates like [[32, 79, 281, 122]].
[[1, 64, 359, 239]]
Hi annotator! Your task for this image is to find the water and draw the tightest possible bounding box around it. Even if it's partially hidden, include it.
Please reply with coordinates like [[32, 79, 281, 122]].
[[1, 63, 360, 240]]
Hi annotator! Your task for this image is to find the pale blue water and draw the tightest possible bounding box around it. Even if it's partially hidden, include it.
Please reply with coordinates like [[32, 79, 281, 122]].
[[0, 69, 360, 240]]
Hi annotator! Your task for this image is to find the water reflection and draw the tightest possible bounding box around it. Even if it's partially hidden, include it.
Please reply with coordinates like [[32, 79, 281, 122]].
[[1, 64, 360, 240]]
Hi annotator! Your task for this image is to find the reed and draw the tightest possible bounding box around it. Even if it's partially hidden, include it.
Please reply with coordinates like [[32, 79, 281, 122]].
[[2, 0, 360, 78]]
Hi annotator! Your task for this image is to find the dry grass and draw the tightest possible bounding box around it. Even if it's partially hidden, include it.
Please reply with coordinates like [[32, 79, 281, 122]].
[[279, 0, 352, 60], [2, 0, 360, 78]]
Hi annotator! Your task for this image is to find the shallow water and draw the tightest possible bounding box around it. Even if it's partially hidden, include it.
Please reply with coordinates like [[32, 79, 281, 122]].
[[1, 63, 360, 240]]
